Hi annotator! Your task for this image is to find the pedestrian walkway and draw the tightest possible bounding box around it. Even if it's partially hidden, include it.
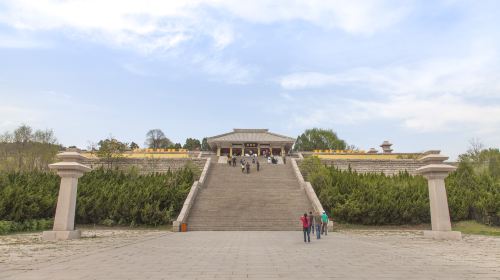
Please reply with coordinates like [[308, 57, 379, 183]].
[[2, 231, 498, 279]]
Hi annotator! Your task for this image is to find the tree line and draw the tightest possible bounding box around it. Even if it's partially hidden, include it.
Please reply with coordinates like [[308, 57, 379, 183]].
[[0, 125, 61, 172], [1, 125, 351, 171]]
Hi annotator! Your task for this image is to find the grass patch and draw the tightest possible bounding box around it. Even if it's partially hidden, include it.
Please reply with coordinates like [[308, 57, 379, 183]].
[[453, 220, 500, 236]]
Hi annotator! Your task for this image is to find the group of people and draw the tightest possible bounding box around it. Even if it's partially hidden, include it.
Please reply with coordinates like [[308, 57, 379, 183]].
[[227, 155, 260, 174], [300, 211, 329, 243]]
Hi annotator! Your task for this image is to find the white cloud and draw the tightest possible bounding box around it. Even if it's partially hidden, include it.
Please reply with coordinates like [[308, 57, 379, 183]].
[[279, 53, 500, 98], [0, 0, 216, 53], [211, 0, 411, 34], [350, 95, 500, 132], [279, 52, 500, 135], [0, 0, 410, 53]]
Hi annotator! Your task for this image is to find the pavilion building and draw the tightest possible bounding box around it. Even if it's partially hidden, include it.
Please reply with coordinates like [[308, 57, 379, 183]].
[[207, 129, 295, 157]]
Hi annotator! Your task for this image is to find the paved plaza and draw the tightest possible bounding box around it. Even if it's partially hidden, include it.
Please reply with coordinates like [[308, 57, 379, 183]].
[[1, 230, 499, 279]]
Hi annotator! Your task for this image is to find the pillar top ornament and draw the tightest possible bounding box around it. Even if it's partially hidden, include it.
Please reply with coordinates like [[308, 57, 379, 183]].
[[419, 154, 449, 164], [416, 154, 456, 176], [49, 150, 91, 175]]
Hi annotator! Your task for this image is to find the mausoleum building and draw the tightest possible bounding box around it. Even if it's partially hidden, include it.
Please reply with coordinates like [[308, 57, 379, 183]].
[[207, 129, 295, 156]]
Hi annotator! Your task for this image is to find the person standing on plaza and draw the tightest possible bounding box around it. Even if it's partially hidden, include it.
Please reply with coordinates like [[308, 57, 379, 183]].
[[283, 156, 286, 165], [245, 161, 250, 174], [232, 156, 236, 167], [300, 213, 310, 243], [256, 160, 260, 171], [321, 211, 328, 235], [314, 212, 322, 239], [241, 162, 245, 173]]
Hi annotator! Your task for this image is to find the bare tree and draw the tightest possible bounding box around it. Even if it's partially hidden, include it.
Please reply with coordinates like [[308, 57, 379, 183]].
[[145, 129, 172, 149], [33, 129, 57, 144], [14, 124, 33, 144], [468, 138, 484, 155], [0, 131, 13, 143], [0, 124, 60, 171]]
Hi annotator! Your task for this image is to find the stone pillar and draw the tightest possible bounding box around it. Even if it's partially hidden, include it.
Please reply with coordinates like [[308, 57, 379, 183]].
[[229, 147, 233, 157], [257, 145, 261, 156], [216, 147, 221, 156], [242, 145, 245, 156], [281, 146, 285, 156], [416, 154, 461, 240], [43, 150, 91, 241]]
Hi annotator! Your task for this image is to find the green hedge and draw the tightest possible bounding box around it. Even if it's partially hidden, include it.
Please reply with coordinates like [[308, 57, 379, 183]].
[[0, 166, 197, 229], [76, 167, 195, 226], [0, 219, 53, 235], [301, 157, 500, 226]]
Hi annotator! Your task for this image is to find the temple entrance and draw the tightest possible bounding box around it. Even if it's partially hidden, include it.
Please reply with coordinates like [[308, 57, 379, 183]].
[[245, 148, 258, 156], [271, 148, 282, 156], [232, 148, 242, 156], [221, 148, 230, 156]]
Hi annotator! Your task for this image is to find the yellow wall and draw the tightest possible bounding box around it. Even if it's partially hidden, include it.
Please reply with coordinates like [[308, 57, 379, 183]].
[[82, 152, 189, 159], [317, 154, 402, 160]]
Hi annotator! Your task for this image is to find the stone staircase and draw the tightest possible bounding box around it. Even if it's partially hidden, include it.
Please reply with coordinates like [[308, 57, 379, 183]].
[[186, 157, 313, 231]]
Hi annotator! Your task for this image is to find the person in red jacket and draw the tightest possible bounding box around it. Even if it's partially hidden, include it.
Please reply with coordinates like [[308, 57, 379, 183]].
[[300, 213, 310, 243]]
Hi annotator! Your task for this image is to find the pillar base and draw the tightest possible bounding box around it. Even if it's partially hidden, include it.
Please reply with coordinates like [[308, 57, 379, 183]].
[[43, 230, 81, 241], [172, 221, 180, 232], [423, 230, 461, 240]]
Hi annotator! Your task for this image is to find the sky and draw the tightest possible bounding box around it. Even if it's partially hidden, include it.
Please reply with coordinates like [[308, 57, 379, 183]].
[[0, 0, 499, 159]]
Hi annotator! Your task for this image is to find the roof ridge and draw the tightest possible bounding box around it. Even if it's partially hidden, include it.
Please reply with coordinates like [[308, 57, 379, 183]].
[[233, 128, 269, 133], [266, 131, 296, 141]]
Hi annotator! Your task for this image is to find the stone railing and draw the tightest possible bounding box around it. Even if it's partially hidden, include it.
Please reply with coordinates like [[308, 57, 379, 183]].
[[291, 159, 324, 214], [291, 158, 333, 230], [172, 157, 211, 232]]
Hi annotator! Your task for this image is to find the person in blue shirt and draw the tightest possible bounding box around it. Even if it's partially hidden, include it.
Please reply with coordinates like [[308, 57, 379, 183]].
[[321, 211, 328, 235]]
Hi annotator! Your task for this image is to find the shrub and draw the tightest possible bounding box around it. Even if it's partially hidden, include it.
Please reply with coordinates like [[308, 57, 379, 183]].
[[301, 157, 500, 226], [0, 165, 197, 228], [0, 219, 53, 235]]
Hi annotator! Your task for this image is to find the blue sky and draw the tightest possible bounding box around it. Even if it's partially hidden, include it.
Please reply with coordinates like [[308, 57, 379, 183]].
[[1, 0, 499, 159]]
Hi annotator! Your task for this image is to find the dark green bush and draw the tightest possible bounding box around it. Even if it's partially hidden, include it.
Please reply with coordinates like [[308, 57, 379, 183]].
[[0, 219, 53, 235], [0, 171, 59, 221], [0, 166, 197, 228], [76, 167, 195, 226], [301, 157, 500, 226]]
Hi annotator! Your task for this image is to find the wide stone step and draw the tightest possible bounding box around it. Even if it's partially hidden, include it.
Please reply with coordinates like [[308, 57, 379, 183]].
[[187, 226, 303, 231], [186, 161, 314, 231]]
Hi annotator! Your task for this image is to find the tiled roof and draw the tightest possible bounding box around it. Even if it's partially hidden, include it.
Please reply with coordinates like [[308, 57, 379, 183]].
[[208, 129, 295, 143]]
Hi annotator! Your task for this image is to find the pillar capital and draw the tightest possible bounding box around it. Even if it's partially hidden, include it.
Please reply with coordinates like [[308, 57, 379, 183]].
[[416, 164, 456, 180]]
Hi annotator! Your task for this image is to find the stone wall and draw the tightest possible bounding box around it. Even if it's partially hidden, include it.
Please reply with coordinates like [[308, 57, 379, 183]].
[[299, 158, 427, 176], [82, 158, 207, 174]]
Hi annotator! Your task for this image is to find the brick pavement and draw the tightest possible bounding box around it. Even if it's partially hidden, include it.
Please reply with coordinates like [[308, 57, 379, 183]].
[[1, 231, 499, 279]]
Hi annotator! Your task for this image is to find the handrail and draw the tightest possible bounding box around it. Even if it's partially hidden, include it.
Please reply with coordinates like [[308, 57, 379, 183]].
[[290, 158, 324, 214], [172, 157, 211, 231]]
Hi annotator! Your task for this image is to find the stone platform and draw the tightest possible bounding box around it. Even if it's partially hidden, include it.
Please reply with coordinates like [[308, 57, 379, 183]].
[[1, 230, 499, 279]]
